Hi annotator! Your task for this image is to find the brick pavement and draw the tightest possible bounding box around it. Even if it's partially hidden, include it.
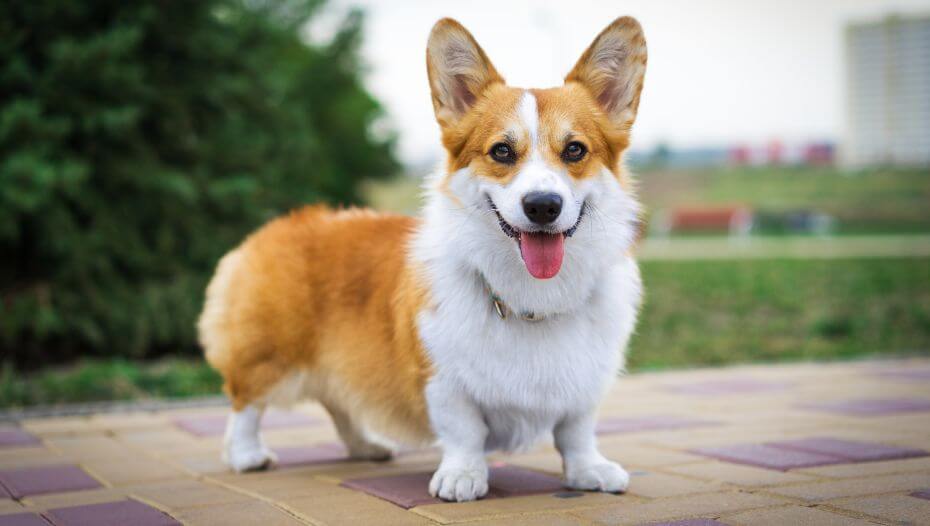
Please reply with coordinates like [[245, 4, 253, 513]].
[[1, 359, 928, 525]]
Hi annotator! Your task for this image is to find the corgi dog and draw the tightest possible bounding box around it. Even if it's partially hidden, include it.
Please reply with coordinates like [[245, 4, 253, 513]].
[[198, 16, 646, 502]]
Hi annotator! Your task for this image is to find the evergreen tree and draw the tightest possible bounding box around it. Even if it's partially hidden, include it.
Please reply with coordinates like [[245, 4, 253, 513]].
[[0, 0, 398, 365]]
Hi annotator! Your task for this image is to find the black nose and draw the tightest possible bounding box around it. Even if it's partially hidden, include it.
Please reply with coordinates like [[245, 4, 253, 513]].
[[522, 192, 563, 225]]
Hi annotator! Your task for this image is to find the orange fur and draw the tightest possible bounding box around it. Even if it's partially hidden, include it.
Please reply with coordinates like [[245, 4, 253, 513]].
[[199, 206, 433, 444]]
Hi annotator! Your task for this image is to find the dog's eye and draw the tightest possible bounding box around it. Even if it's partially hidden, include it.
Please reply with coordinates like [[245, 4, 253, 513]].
[[490, 143, 516, 164], [562, 141, 587, 162]]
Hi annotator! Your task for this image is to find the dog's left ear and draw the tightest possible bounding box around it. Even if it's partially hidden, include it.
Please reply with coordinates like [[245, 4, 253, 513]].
[[565, 17, 647, 131]]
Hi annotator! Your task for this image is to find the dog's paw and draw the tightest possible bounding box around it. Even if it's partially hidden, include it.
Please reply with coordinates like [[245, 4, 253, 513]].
[[564, 460, 629, 493], [224, 444, 277, 473], [429, 467, 489, 502]]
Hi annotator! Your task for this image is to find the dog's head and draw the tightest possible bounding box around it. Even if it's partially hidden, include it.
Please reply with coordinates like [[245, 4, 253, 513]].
[[426, 17, 646, 281]]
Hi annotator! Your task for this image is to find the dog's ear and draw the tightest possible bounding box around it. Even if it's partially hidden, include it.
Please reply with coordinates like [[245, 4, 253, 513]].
[[426, 18, 504, 128], [565, 17, 647, 131]]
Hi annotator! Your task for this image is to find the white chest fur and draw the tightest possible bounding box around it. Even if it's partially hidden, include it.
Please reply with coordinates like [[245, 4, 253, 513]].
[[417, 260, 640, 452], [412, 161, 642, 453]]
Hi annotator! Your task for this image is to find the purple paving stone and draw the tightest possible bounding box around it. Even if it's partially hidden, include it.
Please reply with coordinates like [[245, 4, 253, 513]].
[[643, 521, 728, 526], [690, 443, 842, 471], [909, 488, 930, 500], [44, 500, 179, 526], [597, 415, 718, 435], [173, 409, 321, 436], [0, 429, 41, 448], [800, 398, 930, 416], [0, 514, 52, 526], [772, 437, 928, 463], [341, 465, 569, 508], [0, 465, 101, 498], [274, 443, 347, 468], [667, 379, 789, 395], [487, 465, 564, 496], [341, 472, 440, 509]]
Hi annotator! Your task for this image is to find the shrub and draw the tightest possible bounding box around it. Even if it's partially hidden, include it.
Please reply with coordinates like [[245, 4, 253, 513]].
[[0, 0, 398, 366]]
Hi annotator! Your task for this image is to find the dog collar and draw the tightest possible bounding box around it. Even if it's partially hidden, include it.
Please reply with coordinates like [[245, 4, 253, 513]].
[[480, 274, 544, 322]]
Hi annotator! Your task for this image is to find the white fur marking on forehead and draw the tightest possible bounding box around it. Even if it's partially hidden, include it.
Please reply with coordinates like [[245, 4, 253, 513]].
[[518, 91, 538, 145]]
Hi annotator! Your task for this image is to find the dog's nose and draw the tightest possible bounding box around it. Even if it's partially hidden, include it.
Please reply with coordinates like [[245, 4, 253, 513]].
[[522, 192, 563, 225]]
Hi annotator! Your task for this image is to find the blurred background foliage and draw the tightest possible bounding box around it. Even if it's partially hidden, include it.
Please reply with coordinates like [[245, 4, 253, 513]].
[[0, 0, 398, 368]]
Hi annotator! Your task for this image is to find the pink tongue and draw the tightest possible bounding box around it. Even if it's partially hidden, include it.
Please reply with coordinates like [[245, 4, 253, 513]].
[[519, 232, 565, 279]]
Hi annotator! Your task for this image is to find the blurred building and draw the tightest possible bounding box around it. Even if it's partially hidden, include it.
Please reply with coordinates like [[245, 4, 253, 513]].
[[843, 14, 930, 167]]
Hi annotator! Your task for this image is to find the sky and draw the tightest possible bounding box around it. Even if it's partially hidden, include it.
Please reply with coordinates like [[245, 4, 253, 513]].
[[317, 0, 930, 166]]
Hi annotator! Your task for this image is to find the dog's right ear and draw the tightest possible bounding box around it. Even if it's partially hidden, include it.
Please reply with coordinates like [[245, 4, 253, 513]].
[[426, 18, 504, 128]]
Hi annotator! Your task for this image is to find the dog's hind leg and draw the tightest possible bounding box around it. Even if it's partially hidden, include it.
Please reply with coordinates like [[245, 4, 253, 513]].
[[223, 404, 277, 472], [324, 404, 393, 461]]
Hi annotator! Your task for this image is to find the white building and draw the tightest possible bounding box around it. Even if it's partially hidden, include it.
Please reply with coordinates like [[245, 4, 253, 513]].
[[843, 14, 930, 166]]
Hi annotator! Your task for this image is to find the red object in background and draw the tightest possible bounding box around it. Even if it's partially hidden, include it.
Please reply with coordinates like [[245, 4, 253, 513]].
[[766, 140, 784, 164], [803, 143, 835, 166], [671, 206, 753, 235], [729, 145, 751, 165]]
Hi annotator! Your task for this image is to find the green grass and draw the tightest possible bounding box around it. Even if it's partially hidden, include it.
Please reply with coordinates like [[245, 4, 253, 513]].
[[628, 257, 930, 370], [0, 359, 222, 408], [3, 257, 927, 409]]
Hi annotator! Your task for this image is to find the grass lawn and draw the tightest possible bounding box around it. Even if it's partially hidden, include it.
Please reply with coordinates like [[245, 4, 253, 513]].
[[3, 256, 928, 409]]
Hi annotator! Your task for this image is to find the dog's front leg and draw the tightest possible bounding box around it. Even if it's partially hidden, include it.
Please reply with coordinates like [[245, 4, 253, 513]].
[[555, 410, 629, 493], [426, 380, 489, 502]]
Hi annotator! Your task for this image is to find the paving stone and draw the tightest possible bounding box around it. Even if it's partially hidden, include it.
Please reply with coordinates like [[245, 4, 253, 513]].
[[341, 465, 565, 509], [22, 489, 129, 510], [797, 456, 930, 478], [0, 431, 40, 449], [274, 443, 347, 468], [44, 499, 179, 526], [624, 471, 720, 499], [571, 491, 783, 525], [0, 450, 67, 471], [0, 514, 51, 526], [125, 480, 249, 510], [80, 458, 186, 486], [664, 461, 815, 488], [466, 514, 589, 525], [596, 416, 719, 435], [599, 444, 706, 468], [771, 437, 928, 463], [665, 379, 790, 396], [723, 505, 873, 526], [0, 466, 101, 499], [487, 465, 566, 496], [340, 472, 439, 509], [689, 443, 841, 471], [828, 493, 930, 524], [283, 489, 434, 525], [641, 521, 727, 526], [173, 409, 321, 437], [800, 397, 930, 416], [0, 500, 25, 513], [413, 492, 630, 524], [766, 472, 930, 502], [43, 437, 125, 460], [173, 499, 304, 525]]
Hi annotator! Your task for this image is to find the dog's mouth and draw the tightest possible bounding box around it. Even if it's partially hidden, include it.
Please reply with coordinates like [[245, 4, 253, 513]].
[[487, 197, 586, 280]]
